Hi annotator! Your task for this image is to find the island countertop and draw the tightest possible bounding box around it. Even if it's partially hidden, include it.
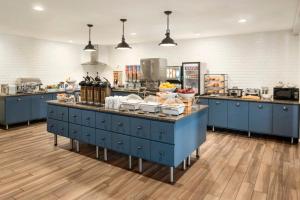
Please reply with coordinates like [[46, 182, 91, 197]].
[[47, 100, 208, 123], [198, 95, 300, 105]]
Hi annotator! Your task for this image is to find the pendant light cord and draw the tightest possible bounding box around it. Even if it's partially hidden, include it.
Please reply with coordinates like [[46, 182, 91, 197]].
[[89, 27, 91, 42], [167, 14, 170, 33], [122, 21, 125, 41]]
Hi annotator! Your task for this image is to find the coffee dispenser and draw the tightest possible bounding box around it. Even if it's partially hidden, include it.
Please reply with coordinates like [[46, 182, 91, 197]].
[[93, 73, 102, 106]]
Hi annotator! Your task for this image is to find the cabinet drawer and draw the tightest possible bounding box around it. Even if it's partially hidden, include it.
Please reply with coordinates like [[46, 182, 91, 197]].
[[111, 133, 130, 154], [81, 110, 96, 128], [249, 102, 272, 135], [111, 115, 130, 135], [80, 126, 96, 145], [69, 108, 82, 125], [208, 99, 228, 128], [273, 104, 298, 138], [130, 118, 150, 139], [47, 105, 57, 119], [150, 121, 174, 144], [56, 121, 69, 137], [96, 113, 111, 131], [95, 129, 111, 149], [228, 100, 249, 131], [130, 137, 150, 160], [55, 106, 69, 122], [150, 141, 174, 166], [69, 123, 81, 140], [47, 119, 57, 133]]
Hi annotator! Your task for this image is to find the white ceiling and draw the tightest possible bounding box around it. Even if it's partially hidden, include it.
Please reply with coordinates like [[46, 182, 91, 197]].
[[0, 0, 298, 45]]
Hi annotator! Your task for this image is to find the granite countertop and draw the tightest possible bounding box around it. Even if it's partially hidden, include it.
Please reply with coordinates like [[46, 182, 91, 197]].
[[198, 95, 300, 105], [47, 100, 208, 122], [112, 88, 139, 93], [0, 90, 79, 97]]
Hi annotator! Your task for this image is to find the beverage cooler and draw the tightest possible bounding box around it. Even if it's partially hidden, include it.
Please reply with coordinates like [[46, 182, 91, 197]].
[[182, 62, 201, 95]]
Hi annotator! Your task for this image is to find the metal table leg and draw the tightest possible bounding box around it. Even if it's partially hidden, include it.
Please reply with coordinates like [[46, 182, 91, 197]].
[[104, 148, 108, 161], [70, 139, 74, 150], [248, 131, 251, 138], [138, 158, 143, 173], [96, 146, 99, 159], [170, 167, 174, 183], [182, 159, 186, 170], [187, 155, 191, 166], [212, 126, 215, 132], [27, 120, 30, 126], [54, 134, 57, 146], [76, 140, 80, 152], [5, 124, 8, 130], [128, 155, 132, 169], [291, 137, 294, 144], [196, 148, 199, 158]]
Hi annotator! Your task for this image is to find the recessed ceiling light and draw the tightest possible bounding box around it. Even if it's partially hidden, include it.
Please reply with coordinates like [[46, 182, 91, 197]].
[[68, 40, 73, 43], [33, 5, 44, 11], [195, 33, 201, 37], [238, 19, 247, 23], [130, 32, 137, 36]]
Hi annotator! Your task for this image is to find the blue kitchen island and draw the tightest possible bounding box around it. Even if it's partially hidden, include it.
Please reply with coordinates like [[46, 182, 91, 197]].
[[46, 100, 208, 183]]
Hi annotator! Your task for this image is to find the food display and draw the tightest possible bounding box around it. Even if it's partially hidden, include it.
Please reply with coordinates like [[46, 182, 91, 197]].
[[119, 94, 144, 110], [177, 88, 195, 99], [56, 93, 67, 102], [159, 82, 177, 92], [204, 74, 228, 95], [161, 98, 185, 116]]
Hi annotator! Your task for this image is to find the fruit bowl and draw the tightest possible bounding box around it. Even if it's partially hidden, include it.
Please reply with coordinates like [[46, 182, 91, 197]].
[[177, 93, 195, 99]]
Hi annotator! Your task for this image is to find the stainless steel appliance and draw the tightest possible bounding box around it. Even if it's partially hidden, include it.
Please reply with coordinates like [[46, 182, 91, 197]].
[[228, 87, 243, 97], [182, 62, 201, 95], [16, 78, 42, 93], [1, 84, 9, 95], [140, 58, 167, 90], [273, 87, 299, 101], [244, 88, 261, 97]]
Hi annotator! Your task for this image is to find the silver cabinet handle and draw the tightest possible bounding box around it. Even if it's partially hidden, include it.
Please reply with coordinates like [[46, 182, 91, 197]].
[[235, 102, 240, 107], [258, 105, 263, 109], [215, 101, 221, 105], [40, 96, 44, 99], [101, 120, 105, 123], [137, 126, 142, 130], [117, 122, 123, 126], [283, 106, 288, 111], [101, 137, 106, 141], [17, 98, 22, 101], [137, 146, 142, 150], [117, 141, 123, 145]]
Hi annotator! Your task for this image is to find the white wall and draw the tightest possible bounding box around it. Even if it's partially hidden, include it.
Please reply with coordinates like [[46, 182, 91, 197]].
[[0, 33, 109, 86], [106, 30, 300, 90]]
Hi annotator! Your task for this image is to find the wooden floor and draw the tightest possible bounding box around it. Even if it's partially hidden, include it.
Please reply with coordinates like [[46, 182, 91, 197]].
[[0, 123, 299, 200]]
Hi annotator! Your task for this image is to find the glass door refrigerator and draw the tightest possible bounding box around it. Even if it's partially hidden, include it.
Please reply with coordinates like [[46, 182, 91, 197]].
[[182, 62, 201, 95]]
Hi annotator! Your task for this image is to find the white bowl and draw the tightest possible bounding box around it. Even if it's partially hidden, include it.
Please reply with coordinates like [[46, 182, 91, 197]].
[[159, 88, 176, 92], [177, 93, 195, 99], [159, 92, 178, 99]]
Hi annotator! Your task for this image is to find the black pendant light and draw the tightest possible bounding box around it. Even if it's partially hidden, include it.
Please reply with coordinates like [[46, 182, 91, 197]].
[[84, 24, 96, 51], [115, 19, 132, 49], [159, 11, 177, 47]]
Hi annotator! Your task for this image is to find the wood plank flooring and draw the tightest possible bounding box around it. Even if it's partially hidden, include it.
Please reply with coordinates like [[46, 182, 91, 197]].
[[0, 123, 299, 200]]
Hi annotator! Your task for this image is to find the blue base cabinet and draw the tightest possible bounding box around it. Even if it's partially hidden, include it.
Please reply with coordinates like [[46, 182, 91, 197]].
[[200, 97, 299, 142], [31, 94, 53, 120], [209, 99, 228, 128], [5, 96, 31, 125], [273, 104, 299, 138], [46, 103, 208, 183], [228, 100, 249, 131], [249, 102, 273, 135]]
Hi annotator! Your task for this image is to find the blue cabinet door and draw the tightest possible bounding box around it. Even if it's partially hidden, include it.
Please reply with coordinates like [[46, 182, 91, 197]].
[[55, 106, 68, 122], [47, 105, 57, 119], [47, 119, 58, 134], [69, 108, 82, 125], [273, 104, 299, 138], [150, 121, 174, 144], [69, 123, 81, 140], [198, 98, 209, 105], [56, 121, 69, 137], [31, 94, 53, 120], [150, 141, 174, 166], [130, 137, 150, 160], [6, 96, 31, 124], [80, 126, 96, 145], [95, 129, 111, 149], [249, 102, 272, 135], [81, 110, 96, 128], [111, 115, 130, 135], [130, 118, 150, 139], [208, 99, 228, 128], [111, 133, 130, 154], [96, 113, 111, 131], [228, 100, 249, 131]]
